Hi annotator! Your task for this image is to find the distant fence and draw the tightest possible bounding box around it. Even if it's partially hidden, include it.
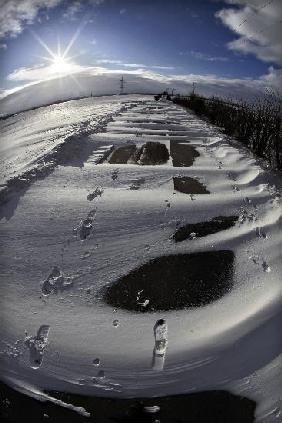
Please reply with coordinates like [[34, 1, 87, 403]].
[[174, 94, 244, 109], [172, 94, 282, 170]]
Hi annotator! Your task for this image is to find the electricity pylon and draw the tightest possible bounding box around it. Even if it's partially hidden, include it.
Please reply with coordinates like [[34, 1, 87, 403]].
[[120, 76, 125, 95]]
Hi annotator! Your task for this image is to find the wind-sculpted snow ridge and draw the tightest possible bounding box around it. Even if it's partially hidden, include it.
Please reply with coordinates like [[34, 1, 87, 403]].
[[0, 95, 143, 213], [0, 96, 281, 422]]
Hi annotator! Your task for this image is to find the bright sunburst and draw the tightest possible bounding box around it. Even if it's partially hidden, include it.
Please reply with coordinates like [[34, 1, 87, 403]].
[[50, 55, 73, 74], [31, 27, 83, 77]]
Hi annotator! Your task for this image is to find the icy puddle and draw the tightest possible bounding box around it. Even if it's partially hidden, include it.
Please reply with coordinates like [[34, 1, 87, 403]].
[[173, 215, 238, 242], [173, 176, 210, 194], [104, 250, 234, 312]]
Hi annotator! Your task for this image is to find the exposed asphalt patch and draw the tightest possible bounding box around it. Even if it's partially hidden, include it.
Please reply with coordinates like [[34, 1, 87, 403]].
[[104, 251, 234, 312], [170, 141, 200, 167], [109, 144, 137, 164], [173, 216, 238, 242], [0, 381, 256, 423], [135, 141, 170, 165], [173, 176, 210, 194], [109, 141, 169, 165]]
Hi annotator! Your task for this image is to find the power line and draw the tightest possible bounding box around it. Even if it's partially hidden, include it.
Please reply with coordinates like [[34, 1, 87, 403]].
[[237, 0, 276, 28]]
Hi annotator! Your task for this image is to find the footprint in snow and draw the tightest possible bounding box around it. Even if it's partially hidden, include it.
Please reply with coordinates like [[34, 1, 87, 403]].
[[152, 319, 168, 371], [111, 169, 119, 181], [80, 251, 91, 260], [244, 197, 252, 204], [41, 266, 73, 295], [250, 255, 260, 265], [249, 255, 271, 272], [87, 187, 104, 201], [262, 261, 271, 272], [232, 185, 240, 192], [129, 177, 145, 190], [24, 325, 50, 369], [164, 200, 171, 208], [217, 161, 223, 169], [74, 209, 96, 240], [227, 172, 237, 181], [255, 227, 267, 239]]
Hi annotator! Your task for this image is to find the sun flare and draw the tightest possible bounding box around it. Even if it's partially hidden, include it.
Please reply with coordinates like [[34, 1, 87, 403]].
[[31, 29, 83, 78], [50, 55, 73, 74]]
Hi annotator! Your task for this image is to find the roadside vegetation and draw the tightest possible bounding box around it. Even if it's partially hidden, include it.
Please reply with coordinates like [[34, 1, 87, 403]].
[[173, 93, 282, 170]]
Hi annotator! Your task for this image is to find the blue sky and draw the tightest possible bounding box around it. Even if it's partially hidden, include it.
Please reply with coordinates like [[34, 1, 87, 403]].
[[0, 0, 281, 97]]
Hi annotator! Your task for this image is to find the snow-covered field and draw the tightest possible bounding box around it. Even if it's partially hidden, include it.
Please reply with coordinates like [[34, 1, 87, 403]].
[[0, 95, 144, 190], [0, 95, 281, 422]]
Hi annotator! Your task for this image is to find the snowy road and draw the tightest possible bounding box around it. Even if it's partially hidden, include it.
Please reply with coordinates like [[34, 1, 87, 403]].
[[0, 96, 281, 421]]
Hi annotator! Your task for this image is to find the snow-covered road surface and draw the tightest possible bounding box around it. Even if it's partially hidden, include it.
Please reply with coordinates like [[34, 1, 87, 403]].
[[0, 96, 281, 422]]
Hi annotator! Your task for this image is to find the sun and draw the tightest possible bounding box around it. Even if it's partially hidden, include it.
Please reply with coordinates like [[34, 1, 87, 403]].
[[50, 55, 73, 74], [31, 28, 83, 77]]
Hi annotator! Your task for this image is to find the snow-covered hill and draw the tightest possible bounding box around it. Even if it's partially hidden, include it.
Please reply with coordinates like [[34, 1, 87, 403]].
[[0, 68, 270, 117], [0, 72, 165, 117], [0, 95, 144, 194]]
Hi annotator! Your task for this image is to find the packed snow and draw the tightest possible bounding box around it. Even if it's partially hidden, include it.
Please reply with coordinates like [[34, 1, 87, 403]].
[[0, 95, 281, 422]]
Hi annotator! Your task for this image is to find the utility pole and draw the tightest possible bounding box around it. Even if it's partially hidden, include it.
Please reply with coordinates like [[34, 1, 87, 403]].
[[192, 82, 196, 95], [120, 76, 125, 95]]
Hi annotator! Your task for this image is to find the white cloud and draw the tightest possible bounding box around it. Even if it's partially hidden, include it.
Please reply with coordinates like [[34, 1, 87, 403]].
[[152, 66, 175, 70], [0, 0, 63, 38], [7, 56, 281, 103], [88, 0, 104, 4], [4, 61, 281, 102], [7, 61, 84, 81], [216, 0, 282, 65], [190, 50, 229, 62], [63, 1, 81, 21], [0, 42, 7, 49], [260, 66, 282, 93], [95, 59, 175, 70], [119, 8, 126, 15], [96, 59, 123, 65], [0, 0, 105, 38]]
